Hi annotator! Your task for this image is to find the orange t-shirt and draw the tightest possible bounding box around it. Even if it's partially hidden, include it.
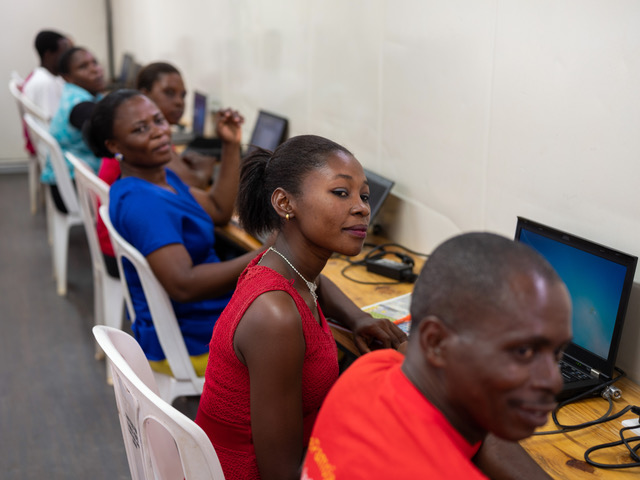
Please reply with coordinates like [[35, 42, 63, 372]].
[[301, 350, 488, 480]]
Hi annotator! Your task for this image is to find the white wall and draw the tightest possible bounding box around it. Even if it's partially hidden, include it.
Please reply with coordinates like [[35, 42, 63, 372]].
[[87, 0, 640, 383], [1, 0, 108, 163]]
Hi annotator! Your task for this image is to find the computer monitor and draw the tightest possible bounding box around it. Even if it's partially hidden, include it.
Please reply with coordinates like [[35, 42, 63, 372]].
[[514, 217, 637, 383], [247, 110, 288, 153]]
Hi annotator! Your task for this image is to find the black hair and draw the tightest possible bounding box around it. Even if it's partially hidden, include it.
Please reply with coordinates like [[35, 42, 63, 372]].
[[237, 135, 353, 237], [409, 232, 563, 335], [83, 89, 144, 158], [136, 62, 181, 91], [34, 30, 65, 60], [57, 46, 87, 76]]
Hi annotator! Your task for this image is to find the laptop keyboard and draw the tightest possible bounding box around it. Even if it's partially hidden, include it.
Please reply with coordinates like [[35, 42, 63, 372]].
[[560, 361, 592, 382]]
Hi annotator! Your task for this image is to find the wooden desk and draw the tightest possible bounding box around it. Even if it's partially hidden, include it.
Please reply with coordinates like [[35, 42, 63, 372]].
[[216, 221, 262, 252], [520, 380, 640, 479], [322, 248, 640, 479]]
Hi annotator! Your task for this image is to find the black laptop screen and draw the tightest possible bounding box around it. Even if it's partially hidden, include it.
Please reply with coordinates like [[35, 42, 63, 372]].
[[364, 168, 394, 224], [515, 217, 637, 375], [248, 111, 288, 152]]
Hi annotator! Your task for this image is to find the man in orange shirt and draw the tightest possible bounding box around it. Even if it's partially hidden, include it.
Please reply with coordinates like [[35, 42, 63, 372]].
[[302, 232, 572, 479]]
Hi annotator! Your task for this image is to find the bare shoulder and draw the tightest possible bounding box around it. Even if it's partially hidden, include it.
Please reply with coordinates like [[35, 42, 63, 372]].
[[234, 290, 305, 364]]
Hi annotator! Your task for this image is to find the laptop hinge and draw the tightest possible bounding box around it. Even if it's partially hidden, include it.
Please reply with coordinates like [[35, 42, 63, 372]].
[[590, 368, 601, 378]]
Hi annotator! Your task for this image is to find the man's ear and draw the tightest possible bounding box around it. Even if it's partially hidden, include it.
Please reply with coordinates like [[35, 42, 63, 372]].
[[271, 187, 293, 220], [417, 315, 452, 368]]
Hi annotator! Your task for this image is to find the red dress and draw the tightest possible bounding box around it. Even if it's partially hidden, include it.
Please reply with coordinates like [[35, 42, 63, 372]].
[[195, 254, 339, 480]]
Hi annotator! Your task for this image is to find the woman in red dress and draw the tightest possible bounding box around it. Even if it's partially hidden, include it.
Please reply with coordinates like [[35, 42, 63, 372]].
[[195, 134, 408, 480]]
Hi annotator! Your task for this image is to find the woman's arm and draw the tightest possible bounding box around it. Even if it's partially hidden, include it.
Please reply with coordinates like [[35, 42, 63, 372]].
[[190, 109, 243, 225], [166, 149, 214, 191], [146, 244, 264, 302], [316, 275, 408, 353], [234, 293, 307, 480]]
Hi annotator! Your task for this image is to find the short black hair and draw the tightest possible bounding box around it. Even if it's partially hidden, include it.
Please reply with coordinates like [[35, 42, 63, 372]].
[[34, 30, 66, 60], [410, 232, 563, 334], [236, 135, 353, 238], [57, 47, 87, 76], [136, 62, 181, 91], [83, 89, 144, 158]]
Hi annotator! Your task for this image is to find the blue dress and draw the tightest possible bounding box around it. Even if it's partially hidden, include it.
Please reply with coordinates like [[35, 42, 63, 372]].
[[42, 83, 102, 184], [109, 169, 232, 360]]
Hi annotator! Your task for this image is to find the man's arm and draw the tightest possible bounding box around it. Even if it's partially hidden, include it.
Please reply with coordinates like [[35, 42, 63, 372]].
[[473, 434, 552, 480]]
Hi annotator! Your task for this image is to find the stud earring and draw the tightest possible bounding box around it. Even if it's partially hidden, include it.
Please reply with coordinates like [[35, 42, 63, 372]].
[[285, 213, 290, 221], [115, 153, 123, 162]]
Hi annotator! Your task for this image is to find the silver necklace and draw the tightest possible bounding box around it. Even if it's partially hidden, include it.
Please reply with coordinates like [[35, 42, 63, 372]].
[[268, 246, 318, 305]]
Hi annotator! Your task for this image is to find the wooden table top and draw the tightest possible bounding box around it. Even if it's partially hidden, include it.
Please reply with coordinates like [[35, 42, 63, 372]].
[[520, 377, 640, 478]]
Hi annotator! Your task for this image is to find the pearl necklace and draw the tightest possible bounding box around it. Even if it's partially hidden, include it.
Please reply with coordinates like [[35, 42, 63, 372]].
[[268, 246, 318, 305]]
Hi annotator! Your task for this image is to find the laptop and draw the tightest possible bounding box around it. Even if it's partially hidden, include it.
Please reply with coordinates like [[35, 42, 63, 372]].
[[173, 91, 223, 157], [245, 110, 289, 154], [108, 53, 137, 90], [171, 91, 207, 144], [514, 217, 637, 401], [364, 168, 394, 227]]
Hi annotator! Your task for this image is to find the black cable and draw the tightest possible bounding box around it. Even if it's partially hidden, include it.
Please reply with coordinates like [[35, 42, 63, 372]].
[[333, 241, 428, 285], [339, 261, 406, 285], [584, 427, 640, 469], [532, 367, 626, 436], [529, 364, 640, 469], [363, 242, 430, 258]]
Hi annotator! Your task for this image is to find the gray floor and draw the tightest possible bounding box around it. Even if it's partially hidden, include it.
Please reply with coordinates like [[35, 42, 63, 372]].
[[0, 172, 198, 479]]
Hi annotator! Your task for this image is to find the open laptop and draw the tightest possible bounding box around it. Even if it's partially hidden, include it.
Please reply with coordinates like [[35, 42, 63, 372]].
[[245, 110, 289, 154], [108, 53, 137, 90], [173, 91, 223, 157], [171, 91, 207, 144], [364, 168, 394, 227], [514, 217, 637, 401]]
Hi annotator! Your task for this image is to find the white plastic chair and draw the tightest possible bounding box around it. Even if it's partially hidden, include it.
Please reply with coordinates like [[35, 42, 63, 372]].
[[23, 113, 83, 296], [67, 152, 124, 379], [98, 205, 205, 404], [11, 70, 24, 84], [8, 76, 47, 215], [93, 326, 226, 480]]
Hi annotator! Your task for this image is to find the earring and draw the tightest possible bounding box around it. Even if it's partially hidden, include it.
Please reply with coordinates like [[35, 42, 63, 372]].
[[115, 152, 123, 162], [285, 213, 290, 221]]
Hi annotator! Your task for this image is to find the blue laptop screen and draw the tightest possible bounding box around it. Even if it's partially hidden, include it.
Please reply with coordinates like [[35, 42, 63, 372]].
[[518, 228, 628, 360], [192, 92, 207, 137]]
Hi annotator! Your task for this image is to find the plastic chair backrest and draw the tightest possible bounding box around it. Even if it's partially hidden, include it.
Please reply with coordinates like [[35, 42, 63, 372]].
[[93, 326, 226, 480], [66, 152, 109, 268], [20, 93, 50, 125], [67, 151, 124, 337], [98, 205, 204, 401], [8, 77, 25, 118], [23, 113, 80, 214], [9, 77, 50, 124]]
